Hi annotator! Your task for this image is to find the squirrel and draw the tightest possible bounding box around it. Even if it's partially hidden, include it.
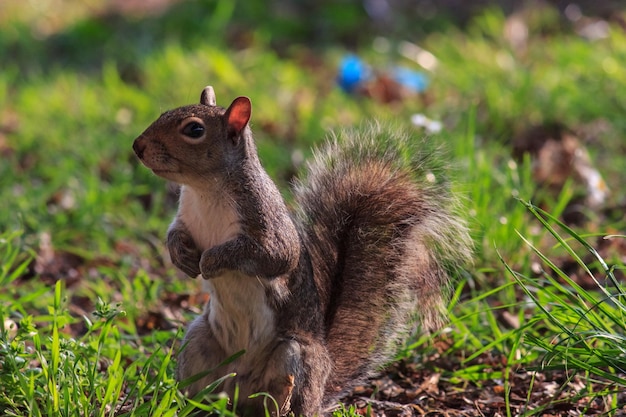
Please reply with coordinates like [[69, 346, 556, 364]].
[[133, 86, 471, 416]]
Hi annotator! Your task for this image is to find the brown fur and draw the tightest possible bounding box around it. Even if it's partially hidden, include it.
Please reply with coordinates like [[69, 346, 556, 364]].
[[133, 87, 471, 416]]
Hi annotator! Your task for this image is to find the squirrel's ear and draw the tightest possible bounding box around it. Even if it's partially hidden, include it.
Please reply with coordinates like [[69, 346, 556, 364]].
[[200, 86, 216, 106], [225, 96, 251, 136]]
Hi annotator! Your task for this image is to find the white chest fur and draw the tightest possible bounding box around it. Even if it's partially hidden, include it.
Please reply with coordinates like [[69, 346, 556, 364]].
[[206, 272, 277, 354], [178, 185, 240, 252], [178, 185, 277, 354]]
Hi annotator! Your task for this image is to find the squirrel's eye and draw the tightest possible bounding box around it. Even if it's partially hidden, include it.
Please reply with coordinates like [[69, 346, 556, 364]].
[[182, 122, 205, 139]]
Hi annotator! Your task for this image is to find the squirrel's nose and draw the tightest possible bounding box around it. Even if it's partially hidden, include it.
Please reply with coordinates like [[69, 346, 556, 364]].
[[133, 138, 146, 159]]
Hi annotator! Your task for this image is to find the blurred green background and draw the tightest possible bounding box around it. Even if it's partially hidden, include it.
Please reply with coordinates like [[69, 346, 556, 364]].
[[1, 0, 625, 415]]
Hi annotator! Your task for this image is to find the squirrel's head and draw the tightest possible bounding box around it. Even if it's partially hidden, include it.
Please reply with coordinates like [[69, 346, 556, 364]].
[[133, 86, 252, 186]]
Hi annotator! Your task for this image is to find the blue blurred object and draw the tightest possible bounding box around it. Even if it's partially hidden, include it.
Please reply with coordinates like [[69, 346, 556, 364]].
[[337, 54, 429, 95], [337, 55, 372, 93], [391, 67, 428, 93]]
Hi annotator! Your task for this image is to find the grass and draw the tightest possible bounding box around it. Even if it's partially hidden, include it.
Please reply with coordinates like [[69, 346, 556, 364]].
[[1, 1, 625, 415], [507, 203, 626, 413]]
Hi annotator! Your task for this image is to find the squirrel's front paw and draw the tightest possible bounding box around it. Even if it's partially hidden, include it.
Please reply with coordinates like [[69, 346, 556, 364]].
[[167, 231, 201, 278], [199, 249, 226, 279], [173, 248, 202, 278]]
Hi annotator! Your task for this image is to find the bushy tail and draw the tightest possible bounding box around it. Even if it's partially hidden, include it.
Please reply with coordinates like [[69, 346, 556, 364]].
[[292, 123, 472, 400]]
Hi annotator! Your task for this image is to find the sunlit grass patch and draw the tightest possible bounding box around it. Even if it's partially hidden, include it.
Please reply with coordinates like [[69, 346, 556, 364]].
[[505, 201, 626, 414]]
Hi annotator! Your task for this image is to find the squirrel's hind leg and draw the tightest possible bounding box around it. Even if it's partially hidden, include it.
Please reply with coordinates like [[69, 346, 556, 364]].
[[236, 336, 331, 416], [176, 313, 226, 397], [177, 318, 330, 416]]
